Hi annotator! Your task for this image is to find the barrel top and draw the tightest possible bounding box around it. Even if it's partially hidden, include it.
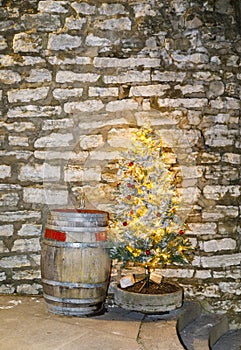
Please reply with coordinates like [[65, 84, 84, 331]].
[[51, 209, 109, 216]]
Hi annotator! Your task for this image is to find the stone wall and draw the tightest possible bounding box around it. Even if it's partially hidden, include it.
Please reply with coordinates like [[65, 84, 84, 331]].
[[0, 0, 240, 326]]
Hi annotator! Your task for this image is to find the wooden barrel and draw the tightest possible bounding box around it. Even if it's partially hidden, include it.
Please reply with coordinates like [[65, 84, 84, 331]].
[[41, 209, 111, 316]]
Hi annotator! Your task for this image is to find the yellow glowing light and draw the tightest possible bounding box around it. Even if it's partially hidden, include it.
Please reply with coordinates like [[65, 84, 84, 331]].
[[178, 246, 184, 253], [161, 253, 168, 260], [126, 245, 134, 253], [133, 249, 142, 257]]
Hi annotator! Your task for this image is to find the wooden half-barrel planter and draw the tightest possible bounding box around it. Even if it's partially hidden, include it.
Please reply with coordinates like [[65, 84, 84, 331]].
[[112, 281, 183, 314], [41, 209, 111, 317]]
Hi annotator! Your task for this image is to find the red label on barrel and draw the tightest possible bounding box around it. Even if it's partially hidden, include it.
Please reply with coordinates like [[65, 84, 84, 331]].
[[95, 231, 108, 241], [44, 228, 66, 242]]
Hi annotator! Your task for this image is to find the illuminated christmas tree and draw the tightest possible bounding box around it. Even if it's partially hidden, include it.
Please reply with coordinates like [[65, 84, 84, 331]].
[[109, 125, 194, 288]]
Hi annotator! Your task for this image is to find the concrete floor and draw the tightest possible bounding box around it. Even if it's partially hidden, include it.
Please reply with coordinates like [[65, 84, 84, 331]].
[[0, 295, 184, 350]]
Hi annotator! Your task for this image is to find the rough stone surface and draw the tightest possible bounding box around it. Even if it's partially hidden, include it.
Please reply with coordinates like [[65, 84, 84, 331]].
[[0, 0, 240, 326]]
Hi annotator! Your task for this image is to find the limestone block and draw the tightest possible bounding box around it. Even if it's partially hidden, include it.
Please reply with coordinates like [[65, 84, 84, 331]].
[[0, 284, 15, 294], [53, 88, 83, 100], [186, 222, 217, 235], [71, 2, 96, 15], [89, 87, 118, 97], [202, 206, 239, 221], [23, 187, 68, 205], [82, 183, 115, 203], [0, 55, 45, 67], [197, 284, 220, 298], [226, 55, 239, 66], [18, 224, 42, 236], [34, 132, 73, 148], [86, 34, 112, 46], [135, 111, 178, 126], [78, 116, 130, 130], [0, 150, 33, 160], [56, 71, 100, 83], [200, 152, 221, 163], [203, 238, 236, 252], [19, 163, 60, 182], [102, 171, 118, 183], [16, 284, 42, 295], [0, 35, 7, 50], [0, 255, 31, 268], [64, 100, 104, 113], [98, 3, 126, 15], [0, 241, 8, 253], [171, 52, 209, 65], [31, 254, 41, 265], [8, 136, 29, 146], [22, 13, 61, 32], [219, 282, 241, 295], [8, 87, 49, 103], [175, 83, 205, 95], [181, 166, 203, 179], [157, 98, 208, 108], [94, 57, 160, 68], [47, 34, 82, 51], [195, 270, 212, 279], [0, 272, 6, 281], [104, 71, 150, 84], [38, 0, 68, 13], [157, 268, 194, 278], [89, 149, 121, 161], [203, 125, 234, 147], [211, 56, 222, 64], [4, 122, 35, 132], [222, 153, 241, 164], [106, 100, 138, 112], [42, 118, 74, 130], [207, 81, 225, 98], [25, 69, 52, 83], [193, 71, 214, 81], [0, 165, 11, 179], [133, 3, 157, 17], [201, 253, 241, 268], [107, 128, 136, 148], [152, 71, 186, 82], [130, 84, 170, 97], [7, 105, 61, 118], [34, 150, 88, 161], [12, 238, 41, 252], [64, 165, 101, 182], [210, 97, 240, 109], [177, 186, 200, 204], [48, 56, 91, 65], [185, 15, 203, 29], [65, 16, 86, 30], [0, 185, 21, 191], [0, 224, 14, 236], [0, 70, 21, 84], [205, 165, 239, 183], [83, 167, 102, 182], [0, 210, 41, 222], [13, 33, 42, 53], [203, 185, 241, 200], [79, 135, 103, 150], [213, 269, 240, 279], [95, 18, 131, 31], [0, 193, 19, 207], [13, 270, 41, 280], [63, 165, 83, 182]]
